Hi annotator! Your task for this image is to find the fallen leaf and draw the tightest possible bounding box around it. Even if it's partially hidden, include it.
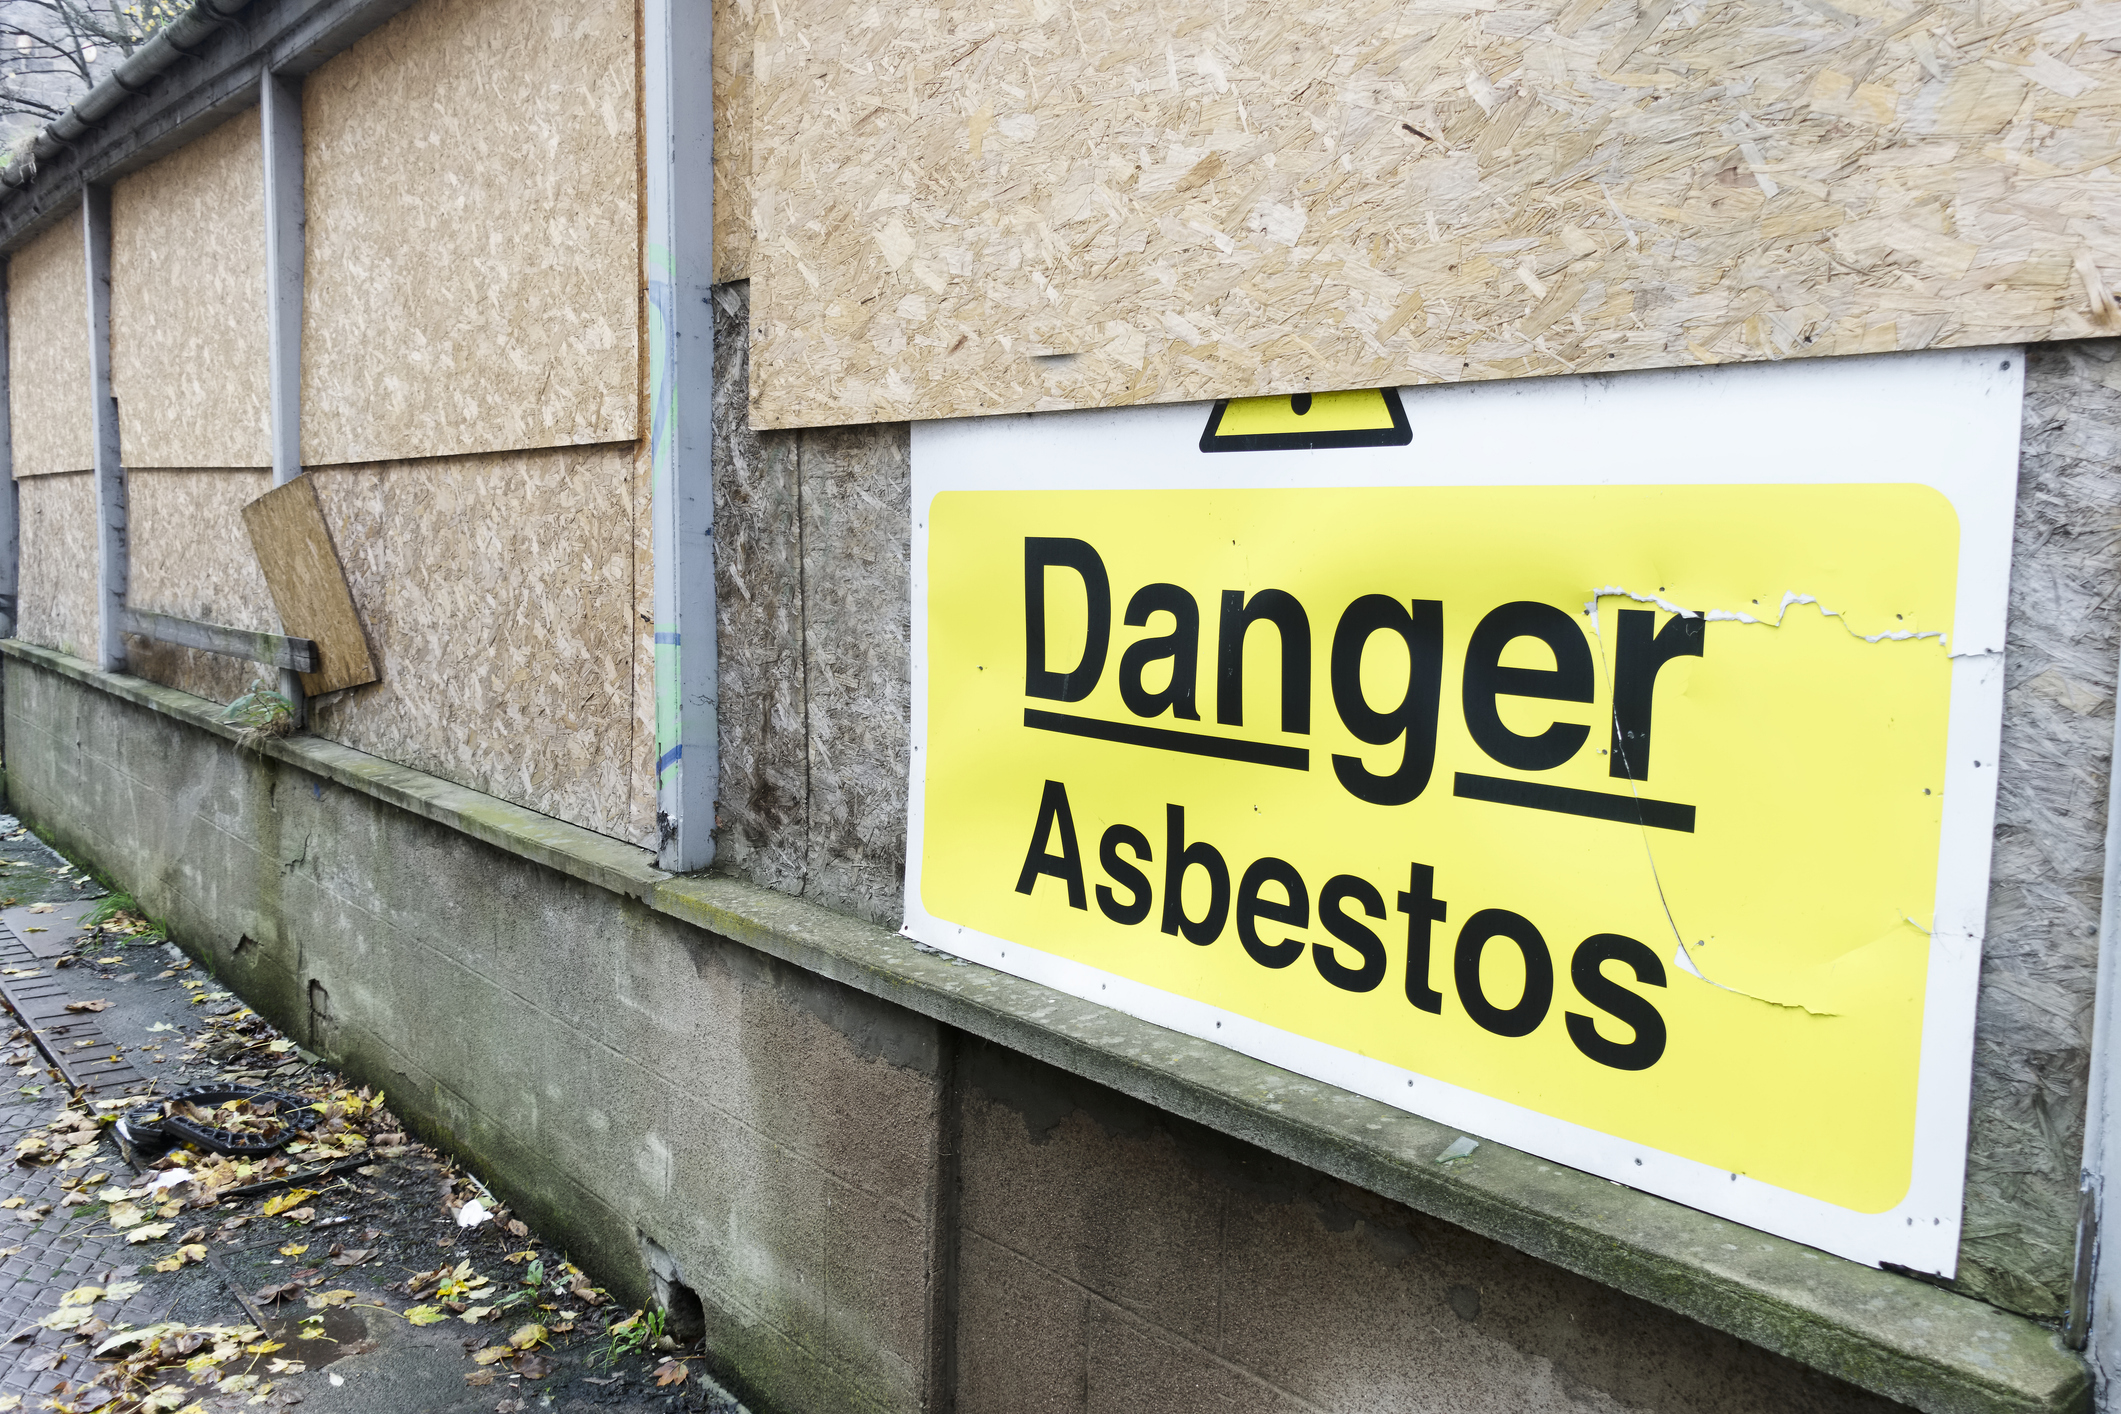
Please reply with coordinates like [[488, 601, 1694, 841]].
[[37, 1306, 93, 1329], [60, 1285, 103, 1305], [513, 1352, 555, 1379], [261, 1189, 316, 1218], [63, 1000, 110, 1013], [27, 904, 51, 913], [278, 1244, 308, 1257], [508, 1322, 546, 1350], [282, 1206, 316, 1223], [103, 1280, 142, 1300], [458, 1305, 495, 1323], [654, 1359, 689, 1387], [144, 1023, 174, 1033], [105, 1201, 142, 1228], [464, 1369, 495, 1386], [21, 1348, 60, 1371], [150, 1255, 185, 1273], [330, 1248, 373, 1266], [254, 1283, 305, 1304], [303, 1290, 357, 1309], [471, 1345, 512, 1365], [404, 1305, 448, 1326], [124, 1222, 175, 1244], [0, 1390, 23, 1409], [1, 1197, 25, 1210]]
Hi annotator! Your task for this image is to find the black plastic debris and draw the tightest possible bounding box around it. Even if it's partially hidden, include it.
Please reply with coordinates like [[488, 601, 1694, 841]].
[[123, 1084, 321, 1158]]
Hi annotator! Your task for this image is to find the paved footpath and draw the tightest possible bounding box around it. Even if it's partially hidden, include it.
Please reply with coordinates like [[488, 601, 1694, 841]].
[[0, 816, 749, 1414]]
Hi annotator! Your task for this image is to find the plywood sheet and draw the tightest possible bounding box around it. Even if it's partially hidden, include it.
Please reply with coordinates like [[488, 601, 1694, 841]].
[[304, 445, 652, 845], [751, 0, 2121, 429], [7, 219, 89, 477], [714, 0, 754, 281], [242, 476, 379, 696], [111, 109, 271, 470], [300, 0, 639, 466], [15, 472, 96, 658], [125, 468, 278, 705]]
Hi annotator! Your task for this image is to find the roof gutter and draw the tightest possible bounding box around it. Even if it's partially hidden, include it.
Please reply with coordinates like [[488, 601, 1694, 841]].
[[2, 0, 252, 189]]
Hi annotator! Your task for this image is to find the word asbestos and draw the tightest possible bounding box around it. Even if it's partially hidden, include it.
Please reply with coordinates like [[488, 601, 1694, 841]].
[[1023, 538, 1702, 829], [1015, 781, 1670, 1071]]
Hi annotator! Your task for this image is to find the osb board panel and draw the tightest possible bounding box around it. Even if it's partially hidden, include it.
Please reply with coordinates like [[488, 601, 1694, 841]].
[[752, 0, 2121, 429], [300, 0, 639, 466], [7, 219, 89, 477], [1953, 337, 2121, 1319], [111, 109, 271, 470], [15, 472, 95, 658], [125, 469, 279, 706], [715, 0, 753, 281], [242, 476, 381, 696], [305, 445, 653, 845]]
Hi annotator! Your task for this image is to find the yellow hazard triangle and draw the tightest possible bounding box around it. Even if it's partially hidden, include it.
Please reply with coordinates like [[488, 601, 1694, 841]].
[[1199, 387, 1411, 452]]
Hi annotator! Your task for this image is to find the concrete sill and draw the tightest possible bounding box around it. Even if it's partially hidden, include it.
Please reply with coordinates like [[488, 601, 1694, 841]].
[[2, 638, 2089, 1414]]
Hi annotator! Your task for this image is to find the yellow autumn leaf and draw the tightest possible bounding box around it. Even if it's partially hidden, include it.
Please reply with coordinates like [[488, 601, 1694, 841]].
[[472, 1345, 513, 1365], [404, 1305, 448, 1326], [106, 1201, 143, 1228], [278, 1243, 307, 1257], [508, 1322, 547, 1349], [151, 1255, 185, 1273], [125, 1221, 175, 1244], [0, 1393, 22, 1410], [59, 1286, 102, 1305], [0, 1197, 23, 1209], [37, 1305, 93, 1329], [261, 1189, 316, 1218]]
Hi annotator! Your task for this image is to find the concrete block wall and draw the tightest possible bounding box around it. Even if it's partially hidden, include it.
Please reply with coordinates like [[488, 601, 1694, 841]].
[[2, 662, 947, 1414], [950, 1040, 1909, 1414]]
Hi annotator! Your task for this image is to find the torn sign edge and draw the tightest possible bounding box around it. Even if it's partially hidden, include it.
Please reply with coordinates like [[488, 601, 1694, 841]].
[[900, 346, 2021, 1278]]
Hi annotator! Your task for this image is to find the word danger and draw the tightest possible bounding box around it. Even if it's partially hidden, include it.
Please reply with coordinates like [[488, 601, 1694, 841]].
[[1025, 537, 1705, 831], [1016, 780, 1671, 1071]]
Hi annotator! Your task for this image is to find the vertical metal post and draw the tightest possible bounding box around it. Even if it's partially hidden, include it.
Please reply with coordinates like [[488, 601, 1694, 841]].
[[643, 0, 717, 871], [83, 185, 124, 674], [261, 69, 307, 721], [0, 265, 19, 641], [2078, 630, 2121, 1404]]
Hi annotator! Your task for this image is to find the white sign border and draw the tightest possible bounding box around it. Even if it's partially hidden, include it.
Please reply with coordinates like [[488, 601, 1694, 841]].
[[903, 347, 2024, 1275]]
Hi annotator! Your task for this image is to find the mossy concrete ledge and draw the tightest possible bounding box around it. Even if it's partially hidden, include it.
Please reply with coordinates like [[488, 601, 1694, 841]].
[[2, 639, 2091, 1414]]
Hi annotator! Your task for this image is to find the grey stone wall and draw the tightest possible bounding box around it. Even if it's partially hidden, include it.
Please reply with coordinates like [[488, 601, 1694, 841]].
[[709, 297, 2121, 1325]]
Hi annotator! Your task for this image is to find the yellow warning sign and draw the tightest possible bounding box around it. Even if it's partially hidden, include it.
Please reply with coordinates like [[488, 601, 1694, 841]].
[[918, 482, 1955, 1215], [1200, 388, 1410, 452], [907, 354, 2022, 1273]]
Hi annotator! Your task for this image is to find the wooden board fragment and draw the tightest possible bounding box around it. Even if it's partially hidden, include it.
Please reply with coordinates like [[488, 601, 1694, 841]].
[[241, 475, 378, 696], [751, 0, 2121, 429]]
